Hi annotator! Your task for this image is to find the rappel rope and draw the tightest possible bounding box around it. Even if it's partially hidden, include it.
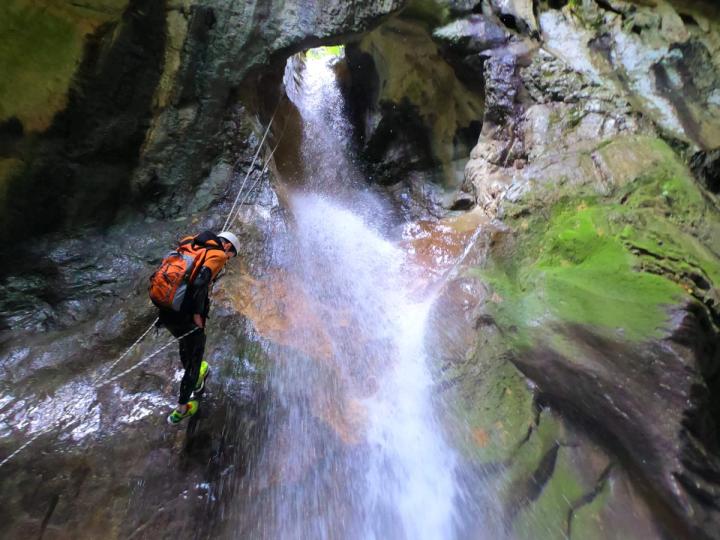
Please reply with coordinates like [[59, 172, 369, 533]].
[[221, 106, 280, 231], [227, 118, 286, 225], [97, 327, 200, 389], [0, 327, 201, 470], [92, 316, 160, 384], [0, 112, 280, 469]]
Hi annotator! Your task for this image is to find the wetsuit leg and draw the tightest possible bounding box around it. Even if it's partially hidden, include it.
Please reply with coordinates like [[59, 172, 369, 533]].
[[178, 329, 206, 405], [159, 309, 205, 405]]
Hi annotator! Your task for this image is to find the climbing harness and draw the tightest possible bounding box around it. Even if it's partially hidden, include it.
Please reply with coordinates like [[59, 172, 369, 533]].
[[0, 108, 282, 469]]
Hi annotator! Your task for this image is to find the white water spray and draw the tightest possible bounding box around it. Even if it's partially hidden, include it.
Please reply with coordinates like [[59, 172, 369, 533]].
[[285, 50, 457, 539]]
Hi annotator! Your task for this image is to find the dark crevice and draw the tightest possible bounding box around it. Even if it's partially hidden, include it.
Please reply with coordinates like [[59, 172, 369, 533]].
[[547, 0, 569, 9], [595, 0, 625, 17], [0, 116, 24, 155], [38, 494, 59, 540], [449, 198, 475, 211], [690, 149, 720, 195], [499, 14, 519, 33], [651, 46, 705, 149], [526, 443, 561, 502], [675, 471, 720, 509], [566, 464, 614, 538], [679, 13, 699, 27]]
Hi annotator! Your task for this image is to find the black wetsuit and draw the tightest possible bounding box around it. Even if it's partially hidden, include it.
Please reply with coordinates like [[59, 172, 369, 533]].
[[158, 232, 218, 405]]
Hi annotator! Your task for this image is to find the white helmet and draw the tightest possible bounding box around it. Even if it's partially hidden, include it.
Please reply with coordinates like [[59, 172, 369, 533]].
[[217, 231, 241, 255]]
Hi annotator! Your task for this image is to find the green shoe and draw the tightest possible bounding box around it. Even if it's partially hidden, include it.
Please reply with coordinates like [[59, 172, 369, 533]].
[[167, 400, 199, 424], [193, 361, 210, 396]]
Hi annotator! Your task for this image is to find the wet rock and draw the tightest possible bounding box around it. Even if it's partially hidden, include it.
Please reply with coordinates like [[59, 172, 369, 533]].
[[488, 0, 538, 34], [462, 129, 517, 216], [537, 1, 720, 149], [433, 14, 508, 53], [476, 133, 720, 537], [690, 149, 720, 194], [134, 0, 407, 220], [1, 0, 167, 242], [507, 413, 662, 540], [344, 17, 484, 188], [482, 48, 520, 125]]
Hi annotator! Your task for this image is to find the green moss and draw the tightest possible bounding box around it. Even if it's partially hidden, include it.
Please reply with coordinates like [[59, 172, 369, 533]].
[[483, 202, 683, 342], [565, 106, 585, 131], [476, 136, 720, 345], [0, 1, 128, 132], [512, 446, 591, 539], [538, 205, 681, 338], [502, 409, 564, 494], [448, 352, 536, 464], [0, 2, 84, 131], [306, 45, 345, 60], [569, 480, 611, 540]]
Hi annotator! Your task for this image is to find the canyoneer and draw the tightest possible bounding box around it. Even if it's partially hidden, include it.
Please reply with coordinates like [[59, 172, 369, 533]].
[[148, 230, 240, 424]]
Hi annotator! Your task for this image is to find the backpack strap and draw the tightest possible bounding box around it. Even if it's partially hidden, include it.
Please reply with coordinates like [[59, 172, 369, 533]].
[[178, 233, 225, 252], [193, 230, 225, 250], [179, 232, 227, 284]]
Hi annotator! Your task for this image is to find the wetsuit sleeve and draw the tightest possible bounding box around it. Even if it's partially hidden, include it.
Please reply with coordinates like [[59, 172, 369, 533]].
[[191, 266, 212, 316], [203, 250, 230, 280]]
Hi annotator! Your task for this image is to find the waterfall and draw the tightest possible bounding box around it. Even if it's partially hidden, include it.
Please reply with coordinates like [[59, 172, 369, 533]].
[[229, 49, 459, 539]]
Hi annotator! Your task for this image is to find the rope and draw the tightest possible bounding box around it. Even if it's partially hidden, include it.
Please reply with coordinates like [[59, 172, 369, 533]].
[[0, 108, 282, 468], [92, 317, 159, 384], [211, 114, 287, 283], [0, 422, 61, 469], [0, 327, 200, 469], [227, 124, 285, 225], [221, 106, 280, 231], [97, 327, 199, 388]]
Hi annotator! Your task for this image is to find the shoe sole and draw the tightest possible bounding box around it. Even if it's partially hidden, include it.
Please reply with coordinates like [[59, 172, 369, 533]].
[[167, 402, 199, 424]]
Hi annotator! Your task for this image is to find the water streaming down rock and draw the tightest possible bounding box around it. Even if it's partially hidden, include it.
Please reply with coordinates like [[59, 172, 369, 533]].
[[227, 49, 459, 539]]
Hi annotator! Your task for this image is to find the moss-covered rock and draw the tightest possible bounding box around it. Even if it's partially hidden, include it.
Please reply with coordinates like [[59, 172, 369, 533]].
[[473, 133, 720, 537], [0, 0, 128, 132], [486, 136, 718, 343], [441, 326, 536, 464]]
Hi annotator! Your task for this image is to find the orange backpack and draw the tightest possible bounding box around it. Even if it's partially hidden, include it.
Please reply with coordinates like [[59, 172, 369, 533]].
[[148, 238, 223, 311]]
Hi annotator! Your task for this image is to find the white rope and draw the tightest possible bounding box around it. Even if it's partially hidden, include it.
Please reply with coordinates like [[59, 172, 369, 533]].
[[92, 317, 159, 384], [0, 422, 61, 469], [97, 327, 199, 388], [221, 107, 279, 231], [0, 107, 282, 469], [0, 326, 200, 469], [227, 130, 284, 225]]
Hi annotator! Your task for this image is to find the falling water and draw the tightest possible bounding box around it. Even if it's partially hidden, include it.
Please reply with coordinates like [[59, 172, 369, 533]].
[[227, 49, 459, 539]]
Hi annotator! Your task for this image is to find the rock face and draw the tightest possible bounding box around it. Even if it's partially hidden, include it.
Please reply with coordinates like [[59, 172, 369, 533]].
[[0, 0, 405, 242], [415, 1, 720, 538], [537, 1, 720, 150], [337, 0, 720, 538], [343, 16, 484, 201], [0, 0, 406, 537], [2, 0, 720, 538]]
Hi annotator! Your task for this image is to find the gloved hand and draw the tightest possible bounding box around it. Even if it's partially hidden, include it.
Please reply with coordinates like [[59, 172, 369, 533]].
[[193, 313, 204, 328]]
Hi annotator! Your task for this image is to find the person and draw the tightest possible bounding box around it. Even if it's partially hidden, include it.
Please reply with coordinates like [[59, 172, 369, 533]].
[[157, 230, 240, 424]]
